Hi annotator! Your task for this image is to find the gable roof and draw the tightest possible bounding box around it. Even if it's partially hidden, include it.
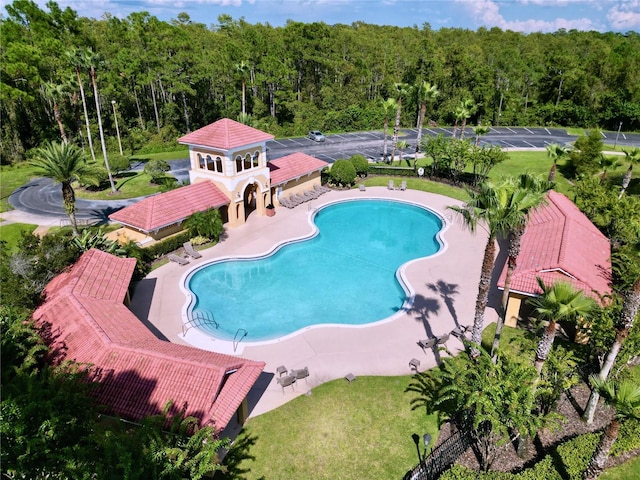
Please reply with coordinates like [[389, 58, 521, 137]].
[[34, 249, 265, 432], [268, 152, 329, 186], [178, 118, 274, 150], [108, 181, 229, 233], [497, 190, 611, 301]]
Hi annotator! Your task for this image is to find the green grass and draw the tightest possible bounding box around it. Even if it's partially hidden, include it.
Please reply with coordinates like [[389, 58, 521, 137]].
[[217, 376, 437, 480], [600, 455, 640, 480], [129, 149, 188, 162], [74, 172, 176, 200], [0, 222, 38, 253], [0, 163, 41, 212], [361, 175, 470, 201]]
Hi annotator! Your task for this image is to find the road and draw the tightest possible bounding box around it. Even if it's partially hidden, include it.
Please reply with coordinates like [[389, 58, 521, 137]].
[[8, 127, 640, 223]]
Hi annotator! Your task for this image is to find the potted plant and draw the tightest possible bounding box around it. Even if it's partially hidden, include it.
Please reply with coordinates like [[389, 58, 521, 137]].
[[266, 203, 275, 217]]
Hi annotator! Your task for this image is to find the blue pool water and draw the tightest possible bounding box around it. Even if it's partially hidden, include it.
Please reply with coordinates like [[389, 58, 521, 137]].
[[186, 200, 443, 342]]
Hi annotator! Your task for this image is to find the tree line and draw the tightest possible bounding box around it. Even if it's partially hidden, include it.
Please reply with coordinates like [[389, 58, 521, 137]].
[[2, 0, 640, 164]]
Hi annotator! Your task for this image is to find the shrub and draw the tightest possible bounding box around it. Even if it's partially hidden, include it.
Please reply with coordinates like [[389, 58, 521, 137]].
[[184, 209, 224, 242], [611, 417, 640, 456], [329, 159, 356, 186], [143, 159, 170, 184], [349, 154, 369, 177], [107, 154, 131, 175], [554, 432, 599, 480], [368, 165, 416, 177]]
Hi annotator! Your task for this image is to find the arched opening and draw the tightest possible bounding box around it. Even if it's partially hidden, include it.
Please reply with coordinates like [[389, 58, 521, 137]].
[[243, 183, 258, 220]]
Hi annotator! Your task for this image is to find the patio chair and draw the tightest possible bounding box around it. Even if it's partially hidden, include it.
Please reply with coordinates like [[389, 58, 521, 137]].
[[289, 194, 301, 206], [388, 180, 396, 190], [359, 184, 366, 192], [183, 241, 202, 259], [290, 366, 309, 383], [294, 193, 307, 204], [418, 338, 436, 350], [168, 254, 189, 266], [278, 197, 292, 208], [308, 188, 322, 199], [277, 374, 296, 394], [399, 180, 407, 191], [451, 325, 469, 338], [436, 333, 450, 345], [302, 190, 316, 201]]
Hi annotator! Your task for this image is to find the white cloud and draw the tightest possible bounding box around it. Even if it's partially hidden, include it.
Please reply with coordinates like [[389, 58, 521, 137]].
[[458, 0, 599, 32], [607, 0, 640, 29]]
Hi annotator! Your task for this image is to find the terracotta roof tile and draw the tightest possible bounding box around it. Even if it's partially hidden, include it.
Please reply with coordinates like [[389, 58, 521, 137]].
[[109, 182, 229, 233], [178, 118, 274, 150], [268, 152, 329, 186], [498, 191, 611, 301], [33, 250, 265, 432]]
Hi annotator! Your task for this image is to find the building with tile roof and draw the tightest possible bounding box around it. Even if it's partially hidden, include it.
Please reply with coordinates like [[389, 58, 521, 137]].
[[497, 190, 611, 328], [33, 249, 265, 432], [109, 119, 329, 243]]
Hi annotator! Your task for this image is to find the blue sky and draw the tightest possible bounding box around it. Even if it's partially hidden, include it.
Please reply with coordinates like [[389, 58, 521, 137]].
[[18, 0, 640, 33]]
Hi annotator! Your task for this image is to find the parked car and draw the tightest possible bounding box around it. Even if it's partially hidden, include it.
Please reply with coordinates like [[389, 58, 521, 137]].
[[308, 130, 326, 142]]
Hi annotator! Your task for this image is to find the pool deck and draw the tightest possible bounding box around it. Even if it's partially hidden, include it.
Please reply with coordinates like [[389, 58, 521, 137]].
[[128, 187, 499, 422]]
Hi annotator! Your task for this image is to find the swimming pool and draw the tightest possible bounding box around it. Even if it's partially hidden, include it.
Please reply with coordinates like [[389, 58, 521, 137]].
[[184, 199, 444, 343]]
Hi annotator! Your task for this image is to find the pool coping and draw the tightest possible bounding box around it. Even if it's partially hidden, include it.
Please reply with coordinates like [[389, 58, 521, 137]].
[[177, 197, 450, 354], [128, 187, 499, 420]]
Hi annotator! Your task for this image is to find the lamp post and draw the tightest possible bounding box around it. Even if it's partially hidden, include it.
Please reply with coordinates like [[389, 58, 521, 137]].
[[111, 100, 123, 156], [614, 121, 623, 150], [423, 433, 432, 460], [411, 433, 422, 465]]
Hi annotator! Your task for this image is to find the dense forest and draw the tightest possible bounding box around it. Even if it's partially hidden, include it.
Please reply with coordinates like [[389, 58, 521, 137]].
[[2, 0, 640, 164]]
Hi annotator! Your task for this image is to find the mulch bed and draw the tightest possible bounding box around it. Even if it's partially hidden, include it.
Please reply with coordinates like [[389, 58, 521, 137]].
[[435, 382, 638, 474]]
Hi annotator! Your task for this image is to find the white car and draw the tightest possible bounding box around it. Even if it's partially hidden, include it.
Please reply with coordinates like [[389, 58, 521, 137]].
[[308, 130, 326, 142]]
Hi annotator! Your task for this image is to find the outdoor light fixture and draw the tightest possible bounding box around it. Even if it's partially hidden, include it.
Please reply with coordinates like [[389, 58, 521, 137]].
[[411, 433, 422, 464], [423, 433, 432, 463]]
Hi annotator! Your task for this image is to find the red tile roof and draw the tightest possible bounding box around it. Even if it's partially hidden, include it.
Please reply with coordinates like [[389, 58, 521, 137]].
[[108, 181, 229, 233], [34, 249, 265, 432], [178, 118, 274, 150], [497, 191, 611, 302], [268, 152, 329, 186]]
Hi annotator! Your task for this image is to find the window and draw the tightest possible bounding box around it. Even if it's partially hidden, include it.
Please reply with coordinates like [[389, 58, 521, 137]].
[[235, 155, 243, 173], [244, 153, 252, 170], [252, 151, 260, 168], [206, 155, 214, 171], [215, 156, 223, 173], [198, 154, 205, 169]]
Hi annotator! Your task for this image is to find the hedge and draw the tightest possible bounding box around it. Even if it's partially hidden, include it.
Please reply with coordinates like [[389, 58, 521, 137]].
[[141, 230, 192, 261], [368, 165, 416, 177]]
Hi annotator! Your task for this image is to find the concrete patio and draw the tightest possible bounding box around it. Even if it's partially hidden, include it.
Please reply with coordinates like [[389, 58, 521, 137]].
[[128, 187, 498, 423]]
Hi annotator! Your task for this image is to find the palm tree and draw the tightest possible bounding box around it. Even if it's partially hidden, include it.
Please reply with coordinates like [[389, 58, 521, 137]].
[[397, 140, 409, 166], [583, 376, 640, 480], [42, 82, 69, 144], [584, 277, 640, 424], [545, 143, 568, 183], [86, 49, 116, 193], [448, 178, 528, 358], [235, 60, 249, 116], [597, 154, 621, 182], [457, 99, 476, 139], [29, 142, 98, 236], [381, 98, 398, 163], [65, 47, 96, 163], [490, 174, 552, 360], [390, 82, 409, 163], [528, 279, 596, 377], [414, 81, 439, 161], [474, 124, 490, 147], [619, 147, 640, 198]]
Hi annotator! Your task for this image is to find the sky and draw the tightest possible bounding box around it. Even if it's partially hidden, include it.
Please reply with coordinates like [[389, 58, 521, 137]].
[[14, 0, 640, 33]]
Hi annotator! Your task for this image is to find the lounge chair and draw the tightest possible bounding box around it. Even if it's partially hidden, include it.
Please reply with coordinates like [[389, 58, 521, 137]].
[[359, 184, 366, 192], [168, 254, 189, 266], [277, 374, 296, 394], [308, 188, 322, 199], [451, 325, 469, 338], [436, 333, 450, 345], [278, 197, 293, 208], [294, 193, 307, 204], [290, 366, 309, 383], [399, 180, 407, 191], [302, 190, 316, 201], [388, 180, 396, 190], [289, 194, 301, 206], [183, 241, 202, 259], [418, 338, 436, 350]]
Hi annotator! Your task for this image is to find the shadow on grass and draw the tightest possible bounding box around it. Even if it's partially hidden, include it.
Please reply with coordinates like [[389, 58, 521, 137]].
[[214, 432, 262, 480]]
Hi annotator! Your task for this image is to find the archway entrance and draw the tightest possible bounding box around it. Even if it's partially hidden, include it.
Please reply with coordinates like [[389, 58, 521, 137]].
[[243, 183, 258, 220]]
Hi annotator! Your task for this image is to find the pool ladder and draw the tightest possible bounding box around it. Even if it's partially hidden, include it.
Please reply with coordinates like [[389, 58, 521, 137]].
[[182, 310, 219, 336], [233, 328, 248, 352]]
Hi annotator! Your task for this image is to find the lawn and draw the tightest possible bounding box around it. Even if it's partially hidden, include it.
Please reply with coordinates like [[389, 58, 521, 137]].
[[0, 163, 41, 212], [600, 455, 640, 480], [0, 222, 38, 253], [217, 376, 438, 480], [73, 172, 177, 200]]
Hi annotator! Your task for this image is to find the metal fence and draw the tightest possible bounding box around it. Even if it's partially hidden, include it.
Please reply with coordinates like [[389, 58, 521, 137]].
[[403, 428, 471, 480]]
